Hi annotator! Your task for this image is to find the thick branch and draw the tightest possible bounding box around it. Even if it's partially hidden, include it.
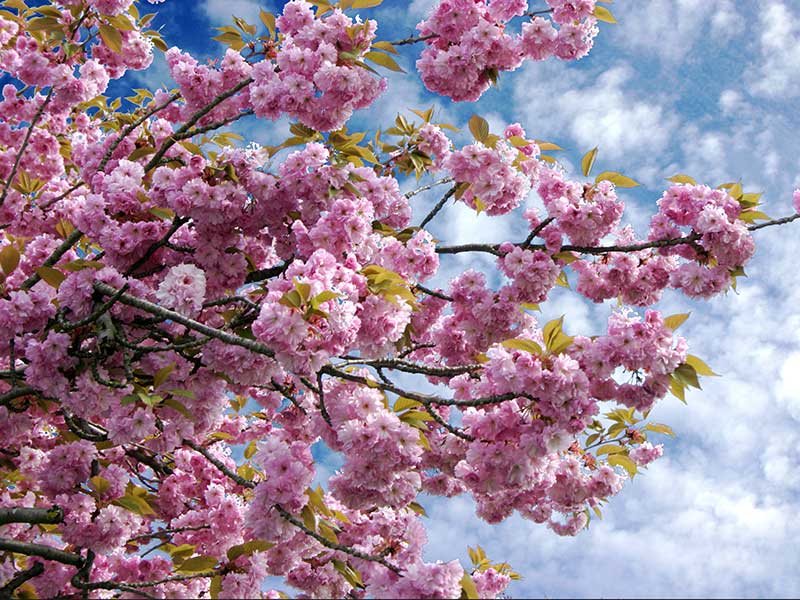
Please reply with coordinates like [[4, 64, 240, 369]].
[[0, 538, 83, 567], [20, 228, 83, 290], [0, 507, 63, 527], [94, 282, 275, 359], [323, 365, 523, 407], [0, 562, 45, 596]]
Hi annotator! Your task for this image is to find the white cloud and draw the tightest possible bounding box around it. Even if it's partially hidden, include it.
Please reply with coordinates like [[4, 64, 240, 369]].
[[513, 62, 679, 170], [611, 0, 742, 64], [747, 1, 800, 98], [202, 0, 266, 26]]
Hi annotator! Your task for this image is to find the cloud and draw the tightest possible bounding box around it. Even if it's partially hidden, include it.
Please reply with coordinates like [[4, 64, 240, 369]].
[[746, 1, 800, 99], [610, 0, 743, 64], [202, 0, 269, 26], [513, 62, 679, 171]]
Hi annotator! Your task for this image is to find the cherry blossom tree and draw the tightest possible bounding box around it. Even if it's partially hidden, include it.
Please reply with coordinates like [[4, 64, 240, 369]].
[[0, 0, 797, 597]]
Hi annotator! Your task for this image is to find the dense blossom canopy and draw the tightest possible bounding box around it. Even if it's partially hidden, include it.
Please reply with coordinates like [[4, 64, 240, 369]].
[[0, 0, 797, 598]]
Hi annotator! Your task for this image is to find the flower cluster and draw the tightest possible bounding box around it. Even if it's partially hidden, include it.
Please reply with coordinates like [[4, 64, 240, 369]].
[[416, 0, 599, 101]]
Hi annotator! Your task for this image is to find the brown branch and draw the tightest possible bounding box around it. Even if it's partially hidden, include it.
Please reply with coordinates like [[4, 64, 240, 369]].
[[143, 78, 254, 173], [0, 538, 83, 567], [125, 216, 190, 277], [0, 561, 45, 596], [322, 365, 523, 408], [93, 282, 275, 359], [413, 284, 453, 302], [747, 212, 800, 231], [272, 504, 402, 575], [0, 506, 63, 526], [183, 440, 256, 489], [0, 88, 54, 207], [0, 386, 39, 408], [405, 176, 454, 199], [244, 261, 291, 284], [20, 228, 83, 290], [97, 92, 182, 174], [522, 216, 555, 248], [341, 358, 479, 378], [418, 185, 456, 229]]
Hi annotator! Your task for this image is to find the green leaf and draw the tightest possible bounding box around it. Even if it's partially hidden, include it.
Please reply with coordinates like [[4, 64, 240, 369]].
[[667, 174, 697, 185], [594, 171, 640, 188], [507, 135, 531, 149], [363, 51, 404, 72], [685, 354, 718, 377], [674, 363, 701, 389], [352, 0, 383, 7], [259, 9, 275, 37], [670, 374, 686, 403], [664, 312, 690, 330], [372, 40, 398, 54], [36, 266, 65, 289], [394, 396, 422, 412], [461, 573, 480, 599], [468, 114, 490, 143], [149, 207, 175, 220], [593, 5, 617, 23], [162, 397, 192, 419], [644, 423, 676, 437], [89, 475, 110, 495], [596, 444, 626, 456], [408, 501, 427, 517], [210, 575, 222, 599], [501, 338, 543, 355], [738, 210, 770, 223], [153, 363, 175, 389], [318, 522, 338, 544], [581, 147, 598, 177], [176, 555, 218, 573], [114, 493, 155, 515], [0, 244, 20, 275], [608, 454, 637, 477], [226, 540, 274, 562], [99, 23, 123, 53]]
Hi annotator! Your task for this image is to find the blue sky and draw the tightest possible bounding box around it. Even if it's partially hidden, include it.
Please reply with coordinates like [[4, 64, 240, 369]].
[[129, 1, 800, 597]]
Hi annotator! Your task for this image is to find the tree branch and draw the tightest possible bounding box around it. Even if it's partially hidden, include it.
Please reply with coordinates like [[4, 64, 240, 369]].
[[0, 538, 83, 567], [93, 282, 275, 359], [0, 506, 63, 527], [418, 185, 456, 229], [0, 561, 44, 596]]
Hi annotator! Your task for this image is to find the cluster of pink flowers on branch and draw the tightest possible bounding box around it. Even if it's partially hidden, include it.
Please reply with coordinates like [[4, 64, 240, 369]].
[[0, 0, 798, 598], [416, 0, 600, 101]]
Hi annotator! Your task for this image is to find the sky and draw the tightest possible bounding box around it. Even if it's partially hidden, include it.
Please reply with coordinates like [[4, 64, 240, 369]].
[[127, 1, 800, 597]]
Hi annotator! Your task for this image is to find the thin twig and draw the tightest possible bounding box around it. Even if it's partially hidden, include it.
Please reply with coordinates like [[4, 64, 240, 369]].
[[0, 89, 54, 207], [418, 185, 456, 229]]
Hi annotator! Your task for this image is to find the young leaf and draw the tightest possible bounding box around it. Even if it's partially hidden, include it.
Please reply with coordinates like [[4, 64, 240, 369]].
[[608, 454, 637, 477], [685, 354, 719, 377], [581, 147, 598, 177], [99, 23, 123, 53], [364, 51, 404, 72], [593, 5, 617, 23], [176, 556, 218, 573], [594, 171, 640, 187], [468, 114, 490, 143], [664, 312, 690, 330], [667, 174, 697, 185], [0, 244, 20, 274]]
